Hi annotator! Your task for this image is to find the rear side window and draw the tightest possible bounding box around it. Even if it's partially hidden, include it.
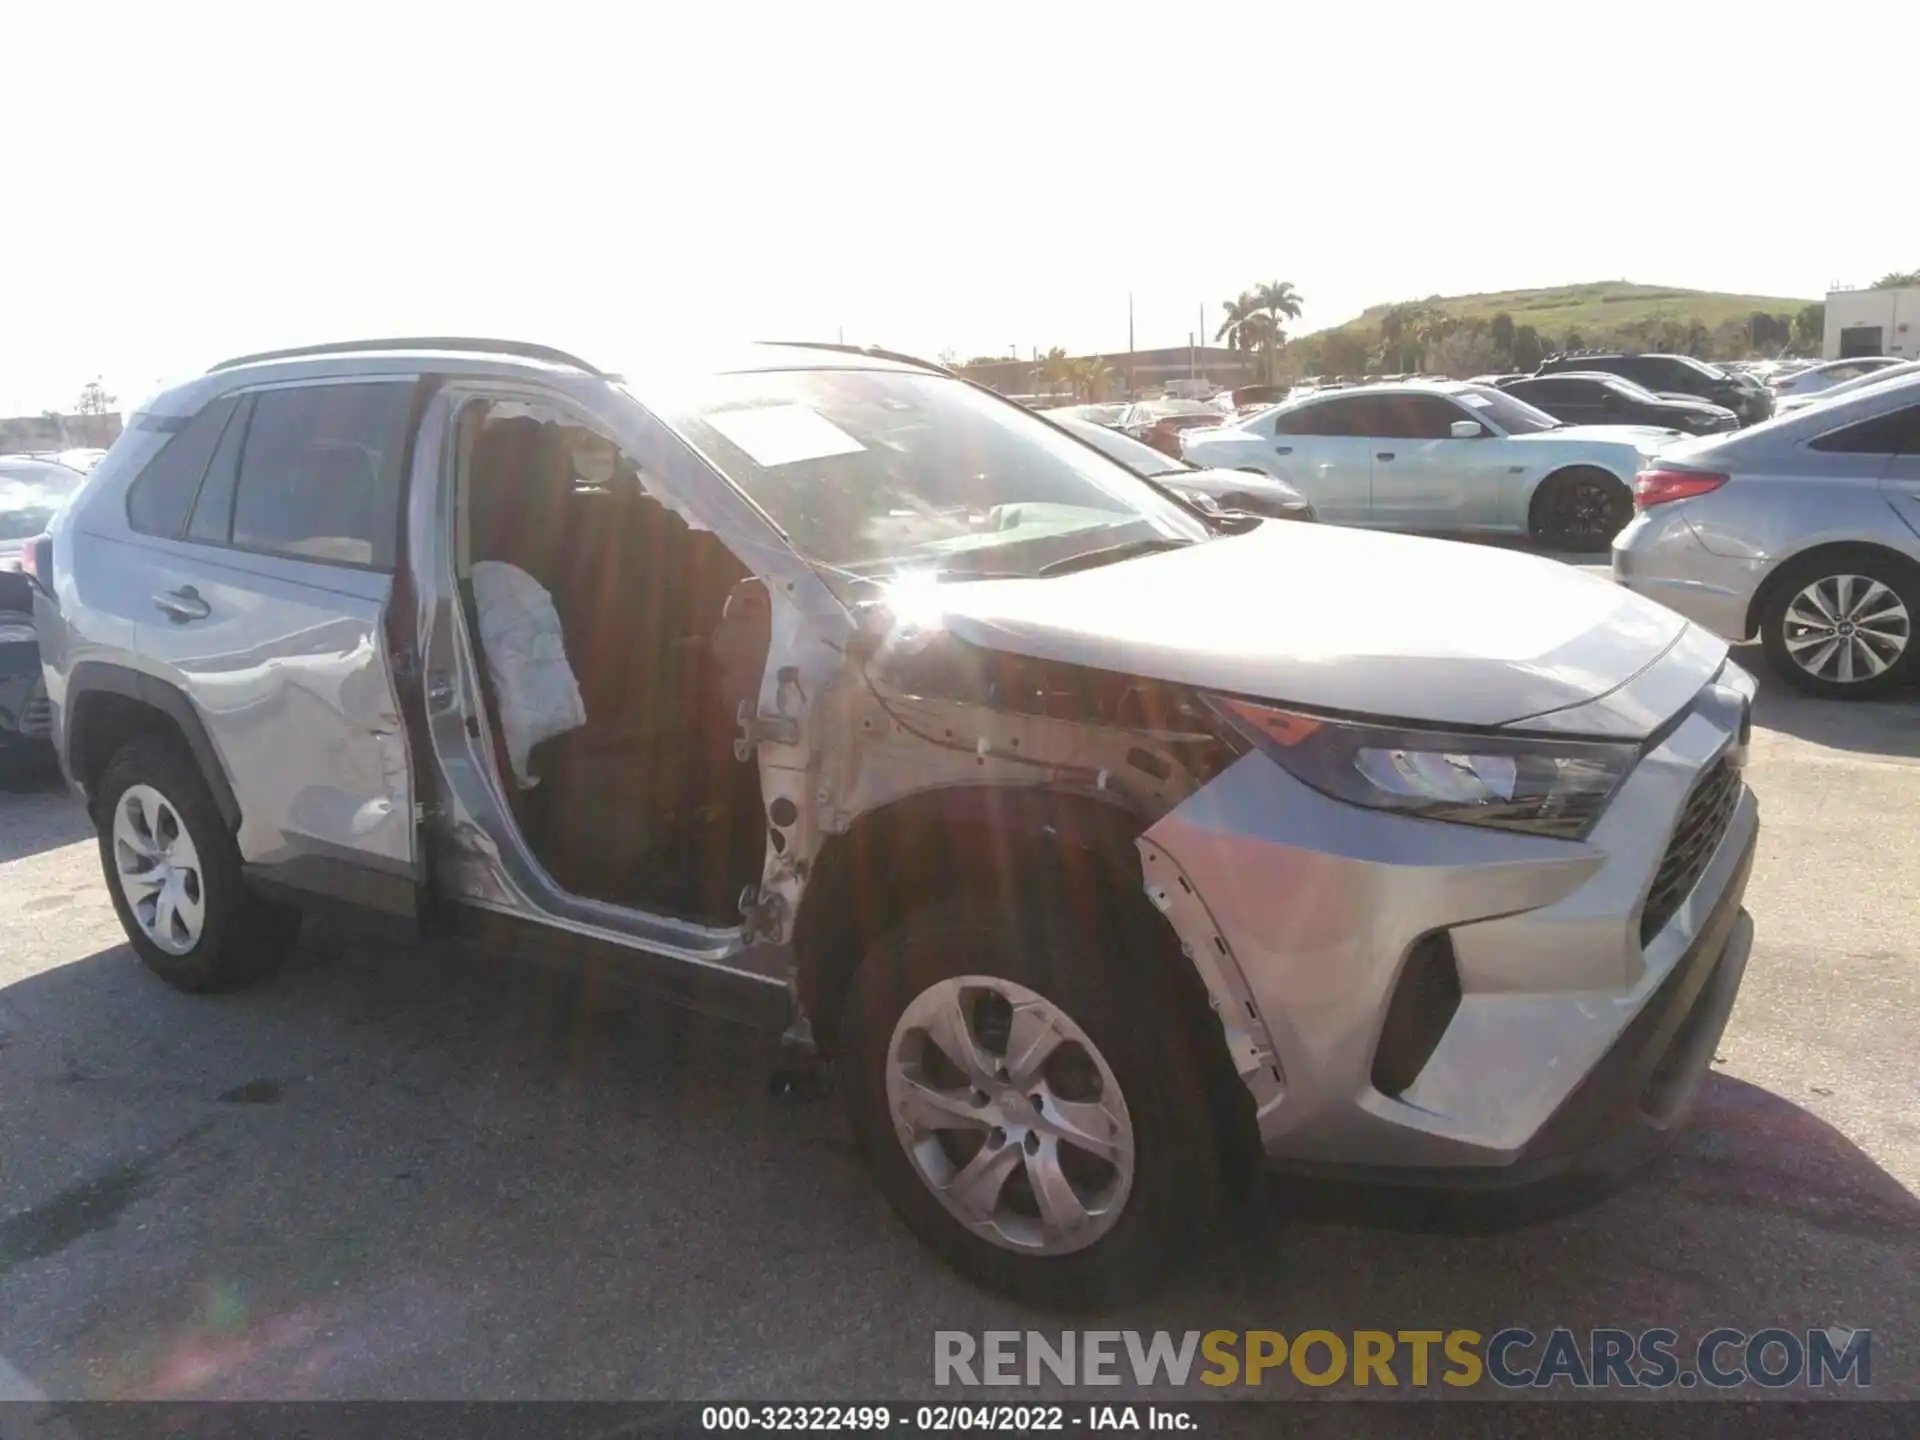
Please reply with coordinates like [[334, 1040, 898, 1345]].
[[227, 382, 415, 568], [125, 397, 240, 537], [1808, 404, 1920, 456], [186, 395, 252, 543], [1279, 396, 1377, 436]]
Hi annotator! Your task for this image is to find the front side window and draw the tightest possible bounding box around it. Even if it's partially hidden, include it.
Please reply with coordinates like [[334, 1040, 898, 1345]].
[[1411, 395, 1479, 438], [1808, 404, 1920, 456], [228, 382, 414, 567], [124, 396, 239, 538], [657, 368, 1206, 576], [1451, 385, 1559, 434]]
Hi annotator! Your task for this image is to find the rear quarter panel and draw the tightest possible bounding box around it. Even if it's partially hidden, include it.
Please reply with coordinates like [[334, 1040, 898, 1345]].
[[1684, 457, 1920, 572]]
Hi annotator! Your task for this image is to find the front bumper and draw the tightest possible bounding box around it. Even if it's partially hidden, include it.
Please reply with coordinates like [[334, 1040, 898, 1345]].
[[1142, 665, 1757, 1186]]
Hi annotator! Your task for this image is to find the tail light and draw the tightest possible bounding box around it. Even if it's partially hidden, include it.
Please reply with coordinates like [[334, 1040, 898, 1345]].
[[1635, 469, 1729, 508], [20, 534, 54, 594]]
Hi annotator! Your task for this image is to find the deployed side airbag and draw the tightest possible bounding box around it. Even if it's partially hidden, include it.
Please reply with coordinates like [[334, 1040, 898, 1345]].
[[470, 560, 586, 786]]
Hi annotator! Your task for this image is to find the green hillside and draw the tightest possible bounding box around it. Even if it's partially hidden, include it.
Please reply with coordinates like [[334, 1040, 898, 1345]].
[[1287, 281, 1823, 378], [1348, 281, 1815, 337]]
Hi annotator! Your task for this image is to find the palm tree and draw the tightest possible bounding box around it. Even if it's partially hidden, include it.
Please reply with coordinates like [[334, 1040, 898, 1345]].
[[1252, 281, 1304, 383], [1215, 292, 1261, 354], [1254, 281, 1304, 328]]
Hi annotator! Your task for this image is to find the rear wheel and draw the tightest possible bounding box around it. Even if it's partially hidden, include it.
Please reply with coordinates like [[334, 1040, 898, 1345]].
[[841, 895, 1228, 1310], [95, 733, 302, 991], [1530, 467, 1632, 552], [1760, 551, 1917, 699]]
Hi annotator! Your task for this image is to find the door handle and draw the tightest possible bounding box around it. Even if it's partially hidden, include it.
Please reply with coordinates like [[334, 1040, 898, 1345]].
[[152, 585, 211, 623], [1376, 452, 1396, 461], [1274, 445, 1293, 455]]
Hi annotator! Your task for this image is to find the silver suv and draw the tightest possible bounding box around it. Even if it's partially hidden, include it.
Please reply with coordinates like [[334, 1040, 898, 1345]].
[[35, 337, 1759, 1307]]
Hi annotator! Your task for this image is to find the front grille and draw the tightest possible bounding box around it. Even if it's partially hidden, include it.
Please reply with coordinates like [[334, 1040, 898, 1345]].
[[1640, 754, 1742, 945]]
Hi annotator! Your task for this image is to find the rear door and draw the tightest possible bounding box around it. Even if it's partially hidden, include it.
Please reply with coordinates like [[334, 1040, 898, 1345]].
[[1271, 396, 1374, 524], [129, 376, 428, 914]]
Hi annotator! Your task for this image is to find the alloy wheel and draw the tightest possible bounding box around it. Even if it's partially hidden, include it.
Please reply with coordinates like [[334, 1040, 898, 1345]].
[[112, 784, 207, 955], [1782, 574, 1911, 686], [885, 975, 1135, 1256], [1547, 475, 1622, 548]]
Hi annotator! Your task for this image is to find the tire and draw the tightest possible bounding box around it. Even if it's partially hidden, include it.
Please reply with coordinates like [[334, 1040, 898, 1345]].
[[1529, 467, 1633, 553], [841, 892, 1229, 1310], [95, 732, 302, 992], [1759, 550, 1919, 700]]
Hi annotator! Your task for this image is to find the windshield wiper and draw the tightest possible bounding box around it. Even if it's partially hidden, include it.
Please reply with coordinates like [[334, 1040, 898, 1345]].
[[1034, 536, 1196, 577]]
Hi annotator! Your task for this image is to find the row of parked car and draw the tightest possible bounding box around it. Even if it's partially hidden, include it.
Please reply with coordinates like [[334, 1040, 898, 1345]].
[[1, 448, 101, 769], [1072, 354, 1920, 701]]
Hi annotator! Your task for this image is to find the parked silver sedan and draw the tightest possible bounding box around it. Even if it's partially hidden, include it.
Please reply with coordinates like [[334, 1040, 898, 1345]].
[[1613, 373, 1920, 698]]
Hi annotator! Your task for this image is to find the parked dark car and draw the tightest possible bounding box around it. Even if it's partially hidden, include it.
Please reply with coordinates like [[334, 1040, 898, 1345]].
[[1535, 352, 1773, 425], [1226, 383, 1291, 409], [1, 454, 87, 765], [1497, 372, 1740, 435]]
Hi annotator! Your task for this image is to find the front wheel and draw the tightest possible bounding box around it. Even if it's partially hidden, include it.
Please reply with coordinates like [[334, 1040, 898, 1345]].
[[841, 896, 1229, 1310], [1760, 552, 1917, 699], [1529, 467, 1633, 553]]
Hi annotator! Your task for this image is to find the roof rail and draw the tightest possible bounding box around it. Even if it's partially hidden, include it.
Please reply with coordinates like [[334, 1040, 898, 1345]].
[[755, 340, 954, 376], [208, 336, 605, 376]]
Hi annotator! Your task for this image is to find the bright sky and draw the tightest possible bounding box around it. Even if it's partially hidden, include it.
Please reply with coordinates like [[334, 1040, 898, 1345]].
[[7, 1, 1915, 416]]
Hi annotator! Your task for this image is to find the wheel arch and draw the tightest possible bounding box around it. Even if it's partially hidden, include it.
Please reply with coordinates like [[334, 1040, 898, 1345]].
[[794, 783, 1151, 1057], [1744, 539, 1920, 640], [64, 661, 240, 830], [792, 779, 1261, 1182]]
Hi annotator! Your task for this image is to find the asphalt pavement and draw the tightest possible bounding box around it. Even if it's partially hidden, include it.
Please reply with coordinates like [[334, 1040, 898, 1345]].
[[2, 634, 1917, 1409]]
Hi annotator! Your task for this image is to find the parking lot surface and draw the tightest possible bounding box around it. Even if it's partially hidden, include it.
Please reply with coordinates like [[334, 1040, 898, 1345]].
[[2, 635, 1917, 1405]]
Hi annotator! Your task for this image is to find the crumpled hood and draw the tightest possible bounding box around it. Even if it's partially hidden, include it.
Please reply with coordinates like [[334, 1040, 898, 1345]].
[[930, 523, 1693, 731]]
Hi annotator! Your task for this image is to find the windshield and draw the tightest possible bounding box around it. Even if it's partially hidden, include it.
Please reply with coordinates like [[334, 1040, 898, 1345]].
[[1051, 415, 1193, 476], [1451, 385, 1560, 434], [0, 461, 85, 544], [659, 368, 1207, 577]]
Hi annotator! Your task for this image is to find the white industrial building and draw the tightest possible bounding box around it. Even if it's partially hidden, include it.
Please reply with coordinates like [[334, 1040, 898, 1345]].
[[1824, 284, 1920, 360]]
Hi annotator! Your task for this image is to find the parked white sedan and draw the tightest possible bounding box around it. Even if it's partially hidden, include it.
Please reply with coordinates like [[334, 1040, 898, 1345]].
[[1179, 382, 1673, 550]]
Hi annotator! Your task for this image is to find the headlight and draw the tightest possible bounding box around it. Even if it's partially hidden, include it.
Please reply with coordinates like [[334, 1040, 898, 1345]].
[[1208, 697, 1635, 839], [0, 617, 36, 646]]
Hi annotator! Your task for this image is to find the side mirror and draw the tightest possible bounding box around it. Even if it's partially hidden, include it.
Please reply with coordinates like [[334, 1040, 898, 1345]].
[[1449, 420, 1485, 439]]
